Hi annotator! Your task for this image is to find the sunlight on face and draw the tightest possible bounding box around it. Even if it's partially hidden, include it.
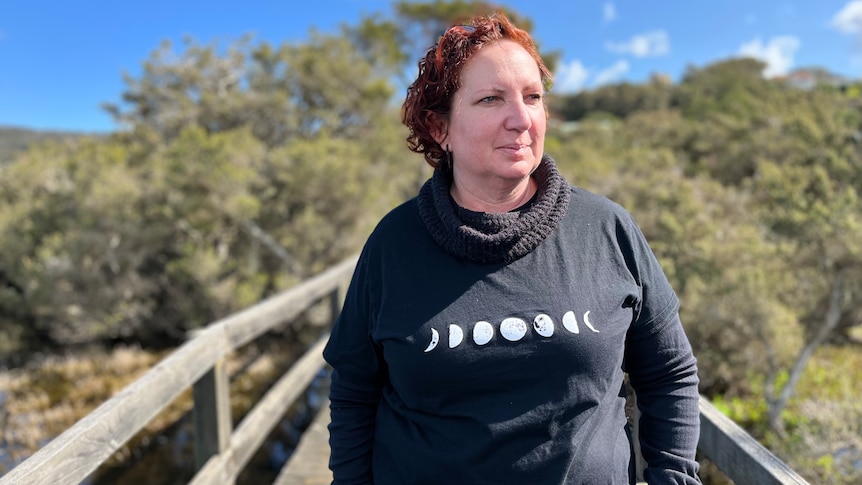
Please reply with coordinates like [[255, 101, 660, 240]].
[[440, 40, 547, 208]]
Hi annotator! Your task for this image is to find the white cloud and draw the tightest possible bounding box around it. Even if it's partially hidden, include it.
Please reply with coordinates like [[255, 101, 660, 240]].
[[593, 60, 630, 86], [738, 36, 801, 77], [605, 30, 670, 57], [831, 1, 862, 34], [603, 2, 617, 23], [554, 59, 590, 94]]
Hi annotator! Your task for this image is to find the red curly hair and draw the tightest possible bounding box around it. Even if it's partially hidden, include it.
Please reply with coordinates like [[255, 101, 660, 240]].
[[402, 12, 553, 170]]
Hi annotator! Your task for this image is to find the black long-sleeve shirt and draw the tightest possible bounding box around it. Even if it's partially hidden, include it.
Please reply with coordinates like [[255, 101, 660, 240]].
[[323, 184, 701, 484]]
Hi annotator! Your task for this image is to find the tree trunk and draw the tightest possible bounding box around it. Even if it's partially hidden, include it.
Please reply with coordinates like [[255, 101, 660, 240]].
[[766, 267, 847, 432]]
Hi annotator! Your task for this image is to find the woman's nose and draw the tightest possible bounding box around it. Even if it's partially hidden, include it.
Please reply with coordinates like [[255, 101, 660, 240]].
[[505, 99, 532, 131]]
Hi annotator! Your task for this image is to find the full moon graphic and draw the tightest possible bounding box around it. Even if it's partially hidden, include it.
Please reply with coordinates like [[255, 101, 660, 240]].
[[500, 317, 527, 341]]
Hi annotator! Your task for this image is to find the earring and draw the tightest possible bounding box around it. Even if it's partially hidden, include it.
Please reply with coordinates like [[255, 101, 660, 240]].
[[445, 145, 453, 171]]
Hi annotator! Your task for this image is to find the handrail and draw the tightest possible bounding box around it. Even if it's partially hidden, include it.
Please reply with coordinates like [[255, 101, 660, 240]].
[[0, 253, 811, 484], [0, 255, 359, 485], [698, 396, 810, 484]]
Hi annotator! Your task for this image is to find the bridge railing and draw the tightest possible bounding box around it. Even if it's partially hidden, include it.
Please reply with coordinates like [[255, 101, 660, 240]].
[[697, 396, 810, 484], [0, 254, 810, 485], [0, 255, 357, 485]]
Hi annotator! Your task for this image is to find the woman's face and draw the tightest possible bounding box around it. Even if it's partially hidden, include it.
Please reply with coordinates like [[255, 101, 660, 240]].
[[436, 39, 546, 199]]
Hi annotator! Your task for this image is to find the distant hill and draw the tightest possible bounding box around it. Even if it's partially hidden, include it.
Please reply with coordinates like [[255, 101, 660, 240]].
[[0, 126, 98, 165]]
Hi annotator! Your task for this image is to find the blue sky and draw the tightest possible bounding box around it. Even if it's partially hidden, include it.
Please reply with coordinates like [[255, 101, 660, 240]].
[[1, 1, 860, 133]]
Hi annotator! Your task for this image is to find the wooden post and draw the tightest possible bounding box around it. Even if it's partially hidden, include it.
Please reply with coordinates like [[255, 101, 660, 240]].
[[193, 357, 233, 480]]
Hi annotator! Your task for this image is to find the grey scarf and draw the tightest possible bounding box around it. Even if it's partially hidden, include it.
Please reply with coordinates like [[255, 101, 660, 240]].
[[417, 155, 570, 264]]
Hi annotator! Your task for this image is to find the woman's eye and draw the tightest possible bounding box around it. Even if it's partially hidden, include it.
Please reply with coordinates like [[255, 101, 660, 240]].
[[526, 93, 543, 103], [480, 96, 499, 103]]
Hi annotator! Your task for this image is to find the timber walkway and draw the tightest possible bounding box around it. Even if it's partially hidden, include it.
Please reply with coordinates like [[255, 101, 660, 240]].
[[0, 255, 811, 485], [274, 408, 331, 485]]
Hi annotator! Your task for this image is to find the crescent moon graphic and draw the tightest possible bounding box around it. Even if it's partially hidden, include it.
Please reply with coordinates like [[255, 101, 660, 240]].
[[423, 328, 439, 352], [583, 311, 600, 333], [449, 324, 464, 348], [533, 314, 555, 337], [562, 311, 579, 334]]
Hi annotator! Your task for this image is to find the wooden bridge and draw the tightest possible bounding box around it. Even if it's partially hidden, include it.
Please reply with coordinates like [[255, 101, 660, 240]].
[[0, 255, 811, 485]]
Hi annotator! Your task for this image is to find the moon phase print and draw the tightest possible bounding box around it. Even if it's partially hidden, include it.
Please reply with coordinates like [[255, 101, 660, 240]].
[[423, 310, 599, 352]]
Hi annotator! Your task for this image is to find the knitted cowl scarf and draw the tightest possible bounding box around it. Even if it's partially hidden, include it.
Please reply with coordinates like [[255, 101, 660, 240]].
[[417, 154, 571, 264]]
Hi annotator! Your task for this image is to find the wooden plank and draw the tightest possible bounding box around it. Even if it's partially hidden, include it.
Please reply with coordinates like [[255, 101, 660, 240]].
[[698, 396, 810, 485], [275, 407, 332, 485], [222, 256, 358, 349]]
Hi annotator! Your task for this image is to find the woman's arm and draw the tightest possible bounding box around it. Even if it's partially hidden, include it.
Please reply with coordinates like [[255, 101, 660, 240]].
[[618, 211, 702, 483], [327, 366, 381, 484], [323, 255, 384, 484], [626, 310, 702, 483]]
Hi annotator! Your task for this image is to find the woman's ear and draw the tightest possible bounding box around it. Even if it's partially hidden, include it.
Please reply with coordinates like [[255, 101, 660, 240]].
[[427, 112, 449, 146]]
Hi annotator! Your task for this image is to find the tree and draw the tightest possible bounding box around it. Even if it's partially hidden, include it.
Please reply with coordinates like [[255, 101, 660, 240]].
[[104, 30, 396, 148], [550, 75, 673, 122], [392, 0, 559, 77], [751, 103, 862, 431], [0, 18, 424, 354]]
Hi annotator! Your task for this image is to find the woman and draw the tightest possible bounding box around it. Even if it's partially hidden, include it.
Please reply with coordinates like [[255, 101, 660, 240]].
[[323, 12, 702, 484]]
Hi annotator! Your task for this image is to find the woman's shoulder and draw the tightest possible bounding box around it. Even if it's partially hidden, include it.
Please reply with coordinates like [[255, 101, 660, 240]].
[[566, 185, 633, 222], [361, 197, 425, 249], [374, 197, 421, 230]]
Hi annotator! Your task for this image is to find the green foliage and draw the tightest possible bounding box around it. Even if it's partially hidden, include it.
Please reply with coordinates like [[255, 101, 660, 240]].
[[550, 75, 673, 122], [104, 31, 396, 148], [711, 347, 862, 484], [392, 0, 559, 76], [711, 393, 769, 433], [0, 118, 416, 350], [0, 126, 94, 166]]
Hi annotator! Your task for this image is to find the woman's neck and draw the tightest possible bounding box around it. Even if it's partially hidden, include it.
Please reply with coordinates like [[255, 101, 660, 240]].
[[450, 176, 537, 213]]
